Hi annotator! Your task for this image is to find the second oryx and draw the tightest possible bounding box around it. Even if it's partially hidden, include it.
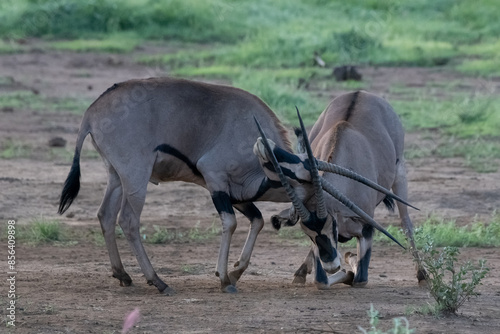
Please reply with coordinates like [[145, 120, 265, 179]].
[[254, 91, 424, 288]]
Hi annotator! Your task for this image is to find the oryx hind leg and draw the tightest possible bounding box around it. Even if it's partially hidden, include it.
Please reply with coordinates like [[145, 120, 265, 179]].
[[97, 166, 131, 286], [117, 167, 172, 295], [228, 203, 264, 285], [393, 159, 426, 283]]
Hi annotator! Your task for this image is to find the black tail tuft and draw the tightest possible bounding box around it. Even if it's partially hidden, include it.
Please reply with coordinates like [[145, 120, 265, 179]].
[[58, 153, 81, 214], [382, 196, 395, 213]]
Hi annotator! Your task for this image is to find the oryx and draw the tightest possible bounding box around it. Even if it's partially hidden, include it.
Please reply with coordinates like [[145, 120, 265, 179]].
[[254, 91, 424, 288], [58, 78, 405, 294]]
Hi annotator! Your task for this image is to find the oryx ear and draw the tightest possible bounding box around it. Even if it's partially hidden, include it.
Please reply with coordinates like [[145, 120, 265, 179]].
[[294, 127, 306, 154]]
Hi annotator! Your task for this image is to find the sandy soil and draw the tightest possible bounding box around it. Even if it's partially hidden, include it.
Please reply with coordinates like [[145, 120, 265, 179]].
[[1, 43, 499, 333]]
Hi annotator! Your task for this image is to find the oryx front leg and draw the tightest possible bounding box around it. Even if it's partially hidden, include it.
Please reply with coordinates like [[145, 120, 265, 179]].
[[229, 203, 264, 285], [293, 248, 314, 284], [346, 227, 373, 287], [313, 255, 353, 289], [212, 192, 238, 293]]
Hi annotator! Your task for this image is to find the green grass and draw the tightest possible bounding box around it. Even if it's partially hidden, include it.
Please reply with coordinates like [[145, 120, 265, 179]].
[[404, 135, 500, 173], [277, 226, 311, 247], [368, 213, 500, 248], [0, 139, 32, 159], [392, 93, 500, 137], [138, 220, 221, 244], [0, 91, 90, 114], [1, 0, 498, 71], [436, 137, 500, 173], [48, 33, 141, 53], [50, 147, 100, 163], [0, 0, 498, 173]]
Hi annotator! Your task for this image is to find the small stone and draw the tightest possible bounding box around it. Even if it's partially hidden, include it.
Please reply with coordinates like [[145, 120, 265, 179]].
[[48, 137, 67, 147]]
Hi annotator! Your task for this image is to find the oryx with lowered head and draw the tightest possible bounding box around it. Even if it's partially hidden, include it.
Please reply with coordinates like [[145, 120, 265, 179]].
[[59, 78, 406, 294], [254, 91, 424, 288]]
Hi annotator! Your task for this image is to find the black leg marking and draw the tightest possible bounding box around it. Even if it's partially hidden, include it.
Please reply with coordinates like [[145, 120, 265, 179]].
[[235, 202, 262, 221], [155, 144, 201, 176], [212, 191, 235, 215], [354, 247, 372, 284], [362, 225, 374, 239], [315, 256, 328, 286]]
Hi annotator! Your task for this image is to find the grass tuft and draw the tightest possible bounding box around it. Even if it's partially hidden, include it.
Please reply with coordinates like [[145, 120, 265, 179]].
[[21, 218, 62, 244], [0, 139, 32, 159]]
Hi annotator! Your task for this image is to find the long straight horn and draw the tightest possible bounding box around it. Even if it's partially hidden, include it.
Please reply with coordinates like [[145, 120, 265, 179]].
[[316, 161, 419, 211], [321, 179, 405, 249], [254, 117, 311, 222], [296, 107, 327, 220]]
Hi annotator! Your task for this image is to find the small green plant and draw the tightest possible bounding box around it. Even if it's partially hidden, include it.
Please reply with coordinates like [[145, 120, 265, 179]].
[[187, 220, 221, 241], [358, 304, 414, 334], [147, 225, 171, 244], [42, 304, 56, 315], [414, 234, 489, 314], [24, 218, 61, 243]]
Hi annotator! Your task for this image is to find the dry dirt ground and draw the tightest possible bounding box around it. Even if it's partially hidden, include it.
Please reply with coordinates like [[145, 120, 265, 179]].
[[1, 43, 500, 333]]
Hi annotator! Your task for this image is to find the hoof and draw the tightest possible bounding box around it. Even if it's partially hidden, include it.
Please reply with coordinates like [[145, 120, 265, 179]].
[[343, 271, 355, 286], [161, 286, 176, 296], [352, 280, 368, 288], [222, 284, 238, 293], [417, 268, 427, 282], [113, 272, 132, 287], [292, 275, 307, 285]]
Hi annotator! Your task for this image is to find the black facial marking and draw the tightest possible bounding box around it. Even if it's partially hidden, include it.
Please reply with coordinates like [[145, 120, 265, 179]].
[[315, 234, 337, 263], [263, 162, 301, 181], [211, 191, 234, 215], [354, 247, 372, 284], [362, 225, 374, 239], [154, 144, 201, 176], [314, 256, 329, 285], [273, 146, 302, 165], [301, 212, 326, 234], [263, 145, 313, 181]]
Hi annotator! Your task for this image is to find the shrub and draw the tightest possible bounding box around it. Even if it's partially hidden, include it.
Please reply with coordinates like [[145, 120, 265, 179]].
[[414, 234, 489, 314]]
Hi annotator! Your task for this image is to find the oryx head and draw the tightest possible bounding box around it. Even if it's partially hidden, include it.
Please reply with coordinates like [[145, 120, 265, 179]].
[[253, 108, 406, 274]]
